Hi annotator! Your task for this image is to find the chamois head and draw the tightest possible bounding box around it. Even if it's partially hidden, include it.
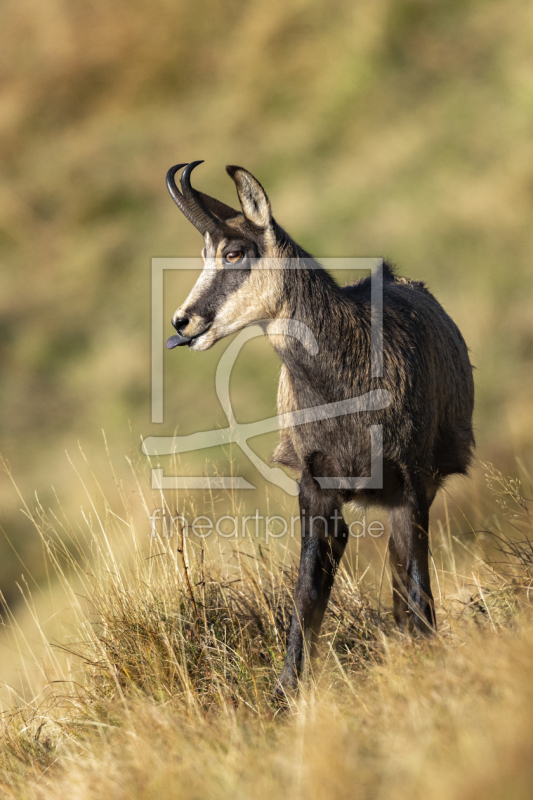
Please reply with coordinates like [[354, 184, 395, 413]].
[[166, 161, 294, 351]]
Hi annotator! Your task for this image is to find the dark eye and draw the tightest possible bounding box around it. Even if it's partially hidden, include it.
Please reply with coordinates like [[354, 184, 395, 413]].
[[224, 251, 244, 264]]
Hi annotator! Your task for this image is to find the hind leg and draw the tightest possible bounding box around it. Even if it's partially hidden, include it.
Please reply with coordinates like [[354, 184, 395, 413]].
[[389, 534, 409, 628], [388, 474, 436, 634]]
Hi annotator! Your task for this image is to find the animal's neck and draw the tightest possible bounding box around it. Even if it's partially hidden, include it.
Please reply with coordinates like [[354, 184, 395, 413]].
[[268, 256, 365, 398]]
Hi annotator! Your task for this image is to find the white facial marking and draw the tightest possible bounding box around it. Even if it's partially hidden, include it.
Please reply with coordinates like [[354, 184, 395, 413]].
[[181, 262, 216, 310], [175, 233, 220, 317]]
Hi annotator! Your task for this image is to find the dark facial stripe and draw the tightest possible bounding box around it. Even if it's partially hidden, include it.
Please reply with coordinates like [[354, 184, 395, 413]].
[[186, 264, 251, 322]]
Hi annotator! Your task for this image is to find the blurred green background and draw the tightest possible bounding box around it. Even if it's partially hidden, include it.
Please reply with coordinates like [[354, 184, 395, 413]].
[[1, 0, 532, 609]]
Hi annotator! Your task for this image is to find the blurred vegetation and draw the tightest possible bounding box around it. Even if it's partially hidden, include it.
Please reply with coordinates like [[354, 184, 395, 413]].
[[0, 0, 533, 606]]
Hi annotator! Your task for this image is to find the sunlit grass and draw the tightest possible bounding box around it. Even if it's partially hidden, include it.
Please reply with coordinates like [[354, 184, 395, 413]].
[[0, 454, 532, 798]]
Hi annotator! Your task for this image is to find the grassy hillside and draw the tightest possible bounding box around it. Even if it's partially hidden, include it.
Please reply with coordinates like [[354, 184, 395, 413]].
[[0, 463, 533, 798]]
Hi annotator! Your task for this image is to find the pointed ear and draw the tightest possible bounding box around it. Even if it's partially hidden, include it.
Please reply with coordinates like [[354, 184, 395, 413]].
[[195, 190, 239, 221], [226, 166, 272, 227]]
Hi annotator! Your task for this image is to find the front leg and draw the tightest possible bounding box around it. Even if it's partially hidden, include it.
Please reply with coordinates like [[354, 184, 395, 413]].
[[275, 464, 348, 698]]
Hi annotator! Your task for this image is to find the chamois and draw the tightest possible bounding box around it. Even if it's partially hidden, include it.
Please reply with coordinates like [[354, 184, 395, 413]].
[[165, 161, 475, 697]]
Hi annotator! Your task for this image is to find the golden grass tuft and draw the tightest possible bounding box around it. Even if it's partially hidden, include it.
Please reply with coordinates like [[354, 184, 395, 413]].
[[0, 457, 532, 797]]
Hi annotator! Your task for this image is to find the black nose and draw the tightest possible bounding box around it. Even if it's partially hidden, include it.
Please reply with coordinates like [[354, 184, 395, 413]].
[[167, 315, 192, 349], [172, 315, 189, 335]]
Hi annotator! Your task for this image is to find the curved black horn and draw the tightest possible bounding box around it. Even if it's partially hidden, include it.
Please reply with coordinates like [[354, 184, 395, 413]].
[[180, 161, 219, 234], [166, 161, 218, 235]]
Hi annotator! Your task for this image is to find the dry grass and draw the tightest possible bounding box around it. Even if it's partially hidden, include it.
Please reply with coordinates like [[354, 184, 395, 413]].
[[0, 457, 532, 798]]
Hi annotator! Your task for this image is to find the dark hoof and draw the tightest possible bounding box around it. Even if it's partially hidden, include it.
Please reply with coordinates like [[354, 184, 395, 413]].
[[271, 670, 298, 711], [409, 612, 437, 637], [270, 684, 291, 711]]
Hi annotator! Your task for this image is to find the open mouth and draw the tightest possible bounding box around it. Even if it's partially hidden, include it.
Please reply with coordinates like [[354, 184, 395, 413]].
[[166, 323, 212, 350]]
